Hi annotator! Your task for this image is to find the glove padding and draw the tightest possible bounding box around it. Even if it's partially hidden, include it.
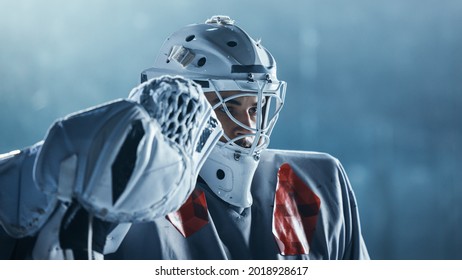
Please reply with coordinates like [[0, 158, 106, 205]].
[[34, 99, 181, 222], [128, 75, 222, 179], [0, 142, 57, 238], [35, 76, 221, 223]]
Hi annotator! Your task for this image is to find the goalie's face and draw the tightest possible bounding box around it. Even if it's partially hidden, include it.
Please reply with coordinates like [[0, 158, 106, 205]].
[[205, 91, 262, 149], [200, 80, 285, 157]]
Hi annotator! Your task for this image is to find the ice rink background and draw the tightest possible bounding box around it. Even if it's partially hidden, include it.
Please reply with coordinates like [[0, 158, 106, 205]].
[[1, 0, 461, 259]]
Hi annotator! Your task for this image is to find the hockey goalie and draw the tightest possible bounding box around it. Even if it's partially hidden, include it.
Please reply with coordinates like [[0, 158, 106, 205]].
[[0, 15, 369, 260]]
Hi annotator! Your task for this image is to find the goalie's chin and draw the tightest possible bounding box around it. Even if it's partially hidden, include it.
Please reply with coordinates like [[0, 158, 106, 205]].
[[234, 138, 253, 148]]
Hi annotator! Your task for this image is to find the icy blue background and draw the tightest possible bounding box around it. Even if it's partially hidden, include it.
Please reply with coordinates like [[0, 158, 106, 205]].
[[1, 0, 461, 259]]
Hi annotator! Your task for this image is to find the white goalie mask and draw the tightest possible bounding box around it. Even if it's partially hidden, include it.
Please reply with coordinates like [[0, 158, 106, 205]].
[[142, 15, 286, 208]]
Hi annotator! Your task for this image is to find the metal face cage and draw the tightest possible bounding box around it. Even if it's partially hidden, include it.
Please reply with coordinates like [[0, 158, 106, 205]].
[[205, 78, 286, 157]]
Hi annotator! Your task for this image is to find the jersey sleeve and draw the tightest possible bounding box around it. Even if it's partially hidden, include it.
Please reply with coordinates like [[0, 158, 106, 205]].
[[334, 158, 370, 260]]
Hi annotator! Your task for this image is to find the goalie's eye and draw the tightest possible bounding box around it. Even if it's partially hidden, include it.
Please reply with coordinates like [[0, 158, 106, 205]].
[[248, 106, 258, 117]]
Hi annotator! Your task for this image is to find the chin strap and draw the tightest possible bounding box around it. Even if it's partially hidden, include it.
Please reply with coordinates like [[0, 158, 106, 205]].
[[198, 145, 259, 208]]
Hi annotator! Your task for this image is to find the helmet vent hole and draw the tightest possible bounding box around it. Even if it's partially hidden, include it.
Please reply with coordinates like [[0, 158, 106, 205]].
[[216, 169, 225, 180], [197, 57, 207, 67], [227, 41, 237, 47], [185, 35, 195, 42]]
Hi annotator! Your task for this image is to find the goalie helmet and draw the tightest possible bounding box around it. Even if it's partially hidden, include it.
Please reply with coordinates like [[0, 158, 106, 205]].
[[141, 15, 286, 208]]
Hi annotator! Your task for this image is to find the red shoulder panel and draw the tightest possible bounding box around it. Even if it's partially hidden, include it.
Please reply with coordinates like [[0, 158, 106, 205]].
[[272, 163, 321, 255], [166, 189, 209, 238]]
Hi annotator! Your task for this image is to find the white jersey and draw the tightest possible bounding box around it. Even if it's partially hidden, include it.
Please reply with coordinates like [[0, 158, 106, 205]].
[[107, 149, 369, 260]]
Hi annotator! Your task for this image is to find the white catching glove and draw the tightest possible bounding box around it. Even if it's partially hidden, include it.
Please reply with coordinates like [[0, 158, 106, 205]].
[[1, 76, 221, 259], [34, 75, 222, 223]]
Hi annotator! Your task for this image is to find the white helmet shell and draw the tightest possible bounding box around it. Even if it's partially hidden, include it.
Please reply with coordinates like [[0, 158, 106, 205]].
[[142, 15, 278, 84]]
